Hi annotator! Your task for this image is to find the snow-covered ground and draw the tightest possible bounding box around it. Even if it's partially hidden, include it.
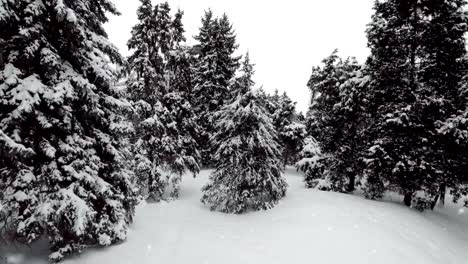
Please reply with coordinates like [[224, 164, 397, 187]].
[[2, 168, 468, 264]]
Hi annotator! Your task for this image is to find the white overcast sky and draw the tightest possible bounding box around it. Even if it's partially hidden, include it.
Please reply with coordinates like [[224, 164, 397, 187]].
[[105, 0, 375, 113]]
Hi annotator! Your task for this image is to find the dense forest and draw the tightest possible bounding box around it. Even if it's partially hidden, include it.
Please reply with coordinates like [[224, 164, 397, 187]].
[[1, 0, 468, 262]]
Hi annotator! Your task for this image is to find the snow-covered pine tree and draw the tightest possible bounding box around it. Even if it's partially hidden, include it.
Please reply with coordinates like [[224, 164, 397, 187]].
[[126, 1, 199, 201], [156, 4, 200, 199], [126, 0, 159, 103], [0, 0, 137, 261], [126, 0, 164, 199], [363, 0, 468, 209], [265, 89, 281, 116], [269, 92, 306, 166], [192, 11, 241, 167], [272, 92, 296, 130], [436, 77, 468, 206], [280, 122, 307, 166], [306, 50, 368, 193], [201, 55, 287, 213], [230, 52, 255, 95], [296, 136, 330, 190], [254, 86, 270, 108]]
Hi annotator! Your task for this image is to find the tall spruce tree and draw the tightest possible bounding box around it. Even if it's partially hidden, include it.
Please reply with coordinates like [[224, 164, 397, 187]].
[[363, 0, 468, 209], [306, 50, 368, 192], [0, 0, 137, 261], [126, 1, 199, 201], [193, 11, 240, 167], [201, 55, 287, 213]]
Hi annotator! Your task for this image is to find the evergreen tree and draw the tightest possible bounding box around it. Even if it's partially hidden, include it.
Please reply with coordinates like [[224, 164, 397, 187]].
[[436, 77, 468, 205], [126, 1, 199, 201], [296, 111, 306, 123], [0, 0, 137, 261], [269, 92, 306, 166], [363, 0, 468, 209], [280, 122, 307, 166], [231, 52, 255, 95], [272, 92, 296, 131], [265, 89, 281, 116], [296, 136, 329, 190], [254, 86, 270, 108], [201, 55, 287, 213], [192, 11, 240, 167], [126, 0, 159, 103], [307, 50, 368, 193]]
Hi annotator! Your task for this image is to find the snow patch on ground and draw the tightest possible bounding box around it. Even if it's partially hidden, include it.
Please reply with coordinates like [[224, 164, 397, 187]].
[[1, 168, 467, 264]]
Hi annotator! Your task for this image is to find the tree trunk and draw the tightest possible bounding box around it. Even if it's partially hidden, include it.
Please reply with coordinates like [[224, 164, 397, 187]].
[[429, 183, 447, 210], [439, 183, 446, 206], [403, 192, 412, 207], [430, 194, 439, 210], [0, 45, 4, 69], [346, 173, 355, 193], [147, 174, 155, 200]]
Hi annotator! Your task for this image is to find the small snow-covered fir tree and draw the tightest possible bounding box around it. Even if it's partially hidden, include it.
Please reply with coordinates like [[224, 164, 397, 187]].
[[280, 122, 307, 166], [126, 1, 200, 201], [0, 0, 137, 261], [296, 136, 331, 190], [201, 55, 287, 213]]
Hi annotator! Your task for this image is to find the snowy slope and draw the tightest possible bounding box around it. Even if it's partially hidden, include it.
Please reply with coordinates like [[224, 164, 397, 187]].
[[2, 168, 468, 264]]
